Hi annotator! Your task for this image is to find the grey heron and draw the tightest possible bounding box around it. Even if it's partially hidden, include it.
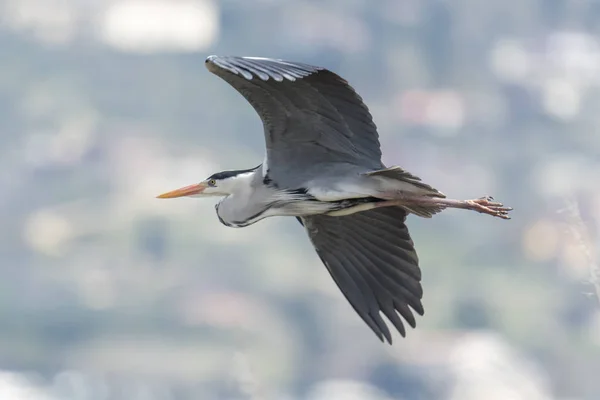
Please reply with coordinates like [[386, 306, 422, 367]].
[[157, 55, 512, 344]]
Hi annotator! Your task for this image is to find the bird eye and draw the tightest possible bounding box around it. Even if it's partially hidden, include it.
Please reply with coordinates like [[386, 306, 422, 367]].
[[208, 179, 216, 186]]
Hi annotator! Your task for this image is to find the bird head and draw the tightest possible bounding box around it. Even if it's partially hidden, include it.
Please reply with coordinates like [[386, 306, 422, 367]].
[[156, 168, 256, 199]]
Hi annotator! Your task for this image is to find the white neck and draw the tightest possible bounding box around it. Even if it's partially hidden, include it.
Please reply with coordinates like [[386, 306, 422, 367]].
[[215, 170, 269, 227]]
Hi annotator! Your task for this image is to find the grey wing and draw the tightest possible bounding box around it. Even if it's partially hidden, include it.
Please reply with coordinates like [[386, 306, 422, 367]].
[[205, 55, 383, 187], [299, 208, 424, 344]]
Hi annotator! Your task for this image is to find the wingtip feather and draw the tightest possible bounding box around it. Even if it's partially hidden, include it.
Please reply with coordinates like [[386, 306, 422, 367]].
[[205, 55, 321, 83]]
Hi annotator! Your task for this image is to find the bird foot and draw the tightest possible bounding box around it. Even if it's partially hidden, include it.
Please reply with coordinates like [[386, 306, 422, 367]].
[[466, 196, 512, 219]]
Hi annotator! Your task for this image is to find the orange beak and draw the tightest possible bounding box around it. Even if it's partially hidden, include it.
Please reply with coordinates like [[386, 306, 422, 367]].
[[156, 182, 207, 199]]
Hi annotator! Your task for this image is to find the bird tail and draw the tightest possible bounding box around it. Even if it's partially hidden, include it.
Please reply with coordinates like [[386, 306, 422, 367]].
[[364, 166, 445, 197], [363, 166, 446, 218]]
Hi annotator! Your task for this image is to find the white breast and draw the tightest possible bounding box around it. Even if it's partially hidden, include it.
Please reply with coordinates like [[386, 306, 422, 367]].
[[307, 181, 373, 201]]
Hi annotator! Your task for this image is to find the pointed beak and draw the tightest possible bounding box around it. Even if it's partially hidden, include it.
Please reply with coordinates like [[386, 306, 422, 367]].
[[156, 182, 207, 199]]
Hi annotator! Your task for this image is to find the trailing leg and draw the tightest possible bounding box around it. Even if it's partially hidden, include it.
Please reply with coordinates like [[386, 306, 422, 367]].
[[374, 195, 512, 220]]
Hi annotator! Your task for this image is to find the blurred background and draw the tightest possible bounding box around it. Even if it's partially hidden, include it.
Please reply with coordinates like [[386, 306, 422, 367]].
[[1, 0, 600, 399]]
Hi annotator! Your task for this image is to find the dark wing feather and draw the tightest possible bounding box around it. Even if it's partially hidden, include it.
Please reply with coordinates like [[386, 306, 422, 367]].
[[205, 55, 383, 187], [299, 207, 424, 344]]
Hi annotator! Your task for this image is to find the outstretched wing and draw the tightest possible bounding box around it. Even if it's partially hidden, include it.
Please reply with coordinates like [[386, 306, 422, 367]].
[[205, 55, 383, 187], [299, 207, 424, 344]]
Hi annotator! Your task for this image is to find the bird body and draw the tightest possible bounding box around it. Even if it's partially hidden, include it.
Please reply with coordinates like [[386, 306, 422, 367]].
[[158, 55, 512, 344], [212, 163, 445, 227]]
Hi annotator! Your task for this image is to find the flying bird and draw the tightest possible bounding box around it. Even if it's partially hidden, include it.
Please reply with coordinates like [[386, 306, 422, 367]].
[[157, 55, 512, 344]]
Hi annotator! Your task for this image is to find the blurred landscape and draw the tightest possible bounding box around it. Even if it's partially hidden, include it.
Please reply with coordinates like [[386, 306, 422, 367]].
[[1, 0, 600, 399]]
